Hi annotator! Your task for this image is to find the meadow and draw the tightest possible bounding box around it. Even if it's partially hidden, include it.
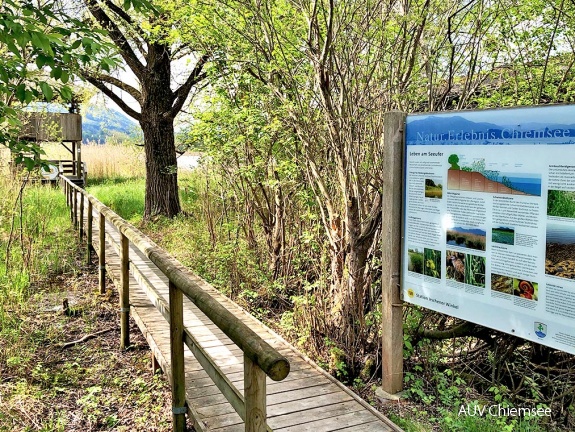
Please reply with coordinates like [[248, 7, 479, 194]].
[[407, 247, 423, 274]]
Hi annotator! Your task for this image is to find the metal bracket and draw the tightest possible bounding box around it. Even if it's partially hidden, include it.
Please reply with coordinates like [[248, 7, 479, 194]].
[[99, 266, 106, 271], [172, 406, 187, 415], [120, 307, 130, 313]]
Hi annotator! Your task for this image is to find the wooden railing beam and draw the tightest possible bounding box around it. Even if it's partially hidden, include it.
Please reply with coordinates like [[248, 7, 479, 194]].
[[79, 193, 85, 240], [73, 189, 78, 229]]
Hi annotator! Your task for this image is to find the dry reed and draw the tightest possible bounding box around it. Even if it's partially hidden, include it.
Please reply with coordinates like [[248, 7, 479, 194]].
[[41, 142, 146, 181]]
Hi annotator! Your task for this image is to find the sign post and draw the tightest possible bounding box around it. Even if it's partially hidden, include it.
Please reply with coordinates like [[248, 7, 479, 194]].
[[381, 111, 406, 394]]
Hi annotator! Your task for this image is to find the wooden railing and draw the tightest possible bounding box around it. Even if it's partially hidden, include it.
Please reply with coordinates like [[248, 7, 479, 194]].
[[61, 176, 290, 432]]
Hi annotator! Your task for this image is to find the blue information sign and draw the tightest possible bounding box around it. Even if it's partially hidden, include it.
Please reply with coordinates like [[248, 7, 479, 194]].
[[403, 105, 575, 354]]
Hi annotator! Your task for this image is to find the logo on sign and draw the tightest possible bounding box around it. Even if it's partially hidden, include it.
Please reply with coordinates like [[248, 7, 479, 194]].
[[407, 288, 415, 298], [534, 322, 547, 338]]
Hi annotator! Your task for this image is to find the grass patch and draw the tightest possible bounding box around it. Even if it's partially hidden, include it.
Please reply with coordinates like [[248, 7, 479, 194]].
[[547, 190, 575, 219], [0, 266, 173, 431], [446, 228, 486, 251], [88, 179, 145, 223]]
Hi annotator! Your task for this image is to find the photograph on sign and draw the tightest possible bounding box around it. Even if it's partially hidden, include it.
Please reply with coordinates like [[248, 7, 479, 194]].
[[402, 104, 575, 354]]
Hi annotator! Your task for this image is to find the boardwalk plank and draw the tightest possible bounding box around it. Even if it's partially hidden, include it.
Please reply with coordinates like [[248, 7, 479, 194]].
[[274, 410, 384, 432]]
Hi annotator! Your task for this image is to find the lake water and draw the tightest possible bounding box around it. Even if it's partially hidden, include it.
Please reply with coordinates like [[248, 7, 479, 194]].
[[547, 223, 575, 244]]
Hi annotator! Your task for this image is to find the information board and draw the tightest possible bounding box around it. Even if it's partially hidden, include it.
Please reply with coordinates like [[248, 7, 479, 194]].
[[402, 105, 575, 354]]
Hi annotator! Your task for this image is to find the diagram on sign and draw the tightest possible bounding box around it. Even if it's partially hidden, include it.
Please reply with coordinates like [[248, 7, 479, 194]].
[[447, 155, 542, 196]]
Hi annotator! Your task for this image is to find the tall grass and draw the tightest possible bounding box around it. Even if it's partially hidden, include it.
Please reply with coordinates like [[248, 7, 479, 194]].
[[0, 165, 78, 385], [41, 142, 145, 183], [547, 190, 575, 218], [0, 173, 77, 311]]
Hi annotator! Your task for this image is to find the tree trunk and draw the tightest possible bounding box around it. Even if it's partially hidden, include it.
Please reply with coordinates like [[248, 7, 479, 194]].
[[139, 42, 181, 219], [141, 115, 181, 218]]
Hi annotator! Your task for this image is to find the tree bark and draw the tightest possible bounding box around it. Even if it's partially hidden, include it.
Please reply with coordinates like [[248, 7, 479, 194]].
[[139, 42, 181, 219], [141, 115, 180, 218]]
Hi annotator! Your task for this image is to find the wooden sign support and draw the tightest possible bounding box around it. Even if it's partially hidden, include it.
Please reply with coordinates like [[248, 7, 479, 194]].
[[381, 111, 406, 394]]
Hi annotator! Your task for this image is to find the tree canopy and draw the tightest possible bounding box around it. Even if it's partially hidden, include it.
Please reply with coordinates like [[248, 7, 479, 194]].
[[0, 0, 116, 168]]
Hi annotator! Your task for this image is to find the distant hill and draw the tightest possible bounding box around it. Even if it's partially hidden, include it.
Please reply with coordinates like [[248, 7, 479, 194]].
[[450, 227, 486, 236], [82, 106, 141, 144]]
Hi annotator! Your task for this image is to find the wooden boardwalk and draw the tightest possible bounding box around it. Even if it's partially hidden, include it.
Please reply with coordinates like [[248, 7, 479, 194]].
[[77, 189, 401, 432]]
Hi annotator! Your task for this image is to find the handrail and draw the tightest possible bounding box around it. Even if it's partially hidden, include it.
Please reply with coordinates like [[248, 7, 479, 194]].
[[60, 175, 289, 432]]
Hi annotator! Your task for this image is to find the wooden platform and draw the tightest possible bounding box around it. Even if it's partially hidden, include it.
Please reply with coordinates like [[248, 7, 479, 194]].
[[86, 203, 401, 432]]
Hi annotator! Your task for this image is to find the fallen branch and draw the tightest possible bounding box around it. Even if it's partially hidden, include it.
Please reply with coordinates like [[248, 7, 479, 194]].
[[61, 328, 115, 349]]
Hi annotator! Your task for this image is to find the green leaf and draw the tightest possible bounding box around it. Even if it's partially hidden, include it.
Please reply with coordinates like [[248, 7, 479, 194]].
[[25, 89, 34, 104], [0, 68, 8, 83], [71, 40, 81, 49], [30, 31, 53, 56], [39, 81, 53, 101], [60, 70, 69, 84], [59, 85, 72, 101], [52, 67, 62, 80], [15, 84, 26, 102], [7, 42, 20, 57], [23, 157, 36, 170]]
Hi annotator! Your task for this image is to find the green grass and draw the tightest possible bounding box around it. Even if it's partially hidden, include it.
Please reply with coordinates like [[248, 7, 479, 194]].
[[408, 250, 424, 274], [464, 254, 486, 287], [0, 174, 174, 431], [87, 174, 275, 314], [88, 178, 146, 223], [0, 180, 78, 310], [547, 190, 575, 218]]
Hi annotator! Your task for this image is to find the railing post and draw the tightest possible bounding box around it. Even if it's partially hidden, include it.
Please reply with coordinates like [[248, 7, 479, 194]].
[[73, 189, 78, 229], [120, 232, 130, 350], [169, 280, 186, 432], [244, 355, 266, 432], [99, 213, 106, 294], [68, 186, 73, 222], [79, 193, 85, 240], [87, 201, 93, 265], [64, 180, 69, 206]]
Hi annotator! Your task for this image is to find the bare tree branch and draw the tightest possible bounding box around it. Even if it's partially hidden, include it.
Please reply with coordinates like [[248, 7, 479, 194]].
[[103, 0, 148, 56], [168, 54, 209, 118], [94, 73, 142, 103], [83, 74, 142, 121], [84, 0, 146, 79]]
